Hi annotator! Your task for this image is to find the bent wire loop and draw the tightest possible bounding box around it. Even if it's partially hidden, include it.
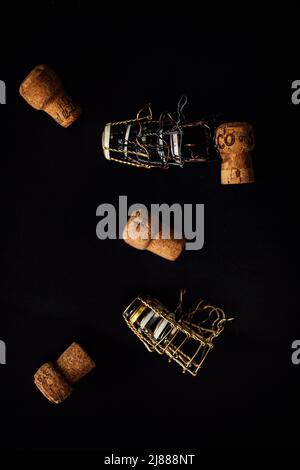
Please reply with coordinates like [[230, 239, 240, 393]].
[[103, 96, 218, 169], [123, 289, 233, 376]]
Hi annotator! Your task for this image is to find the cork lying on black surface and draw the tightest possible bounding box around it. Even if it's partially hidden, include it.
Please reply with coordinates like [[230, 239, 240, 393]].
[[19, 64, 82, 128], [34, 343, 96, 404]]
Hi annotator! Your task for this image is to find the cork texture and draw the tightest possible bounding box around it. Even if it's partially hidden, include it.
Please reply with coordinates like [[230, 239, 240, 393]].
[[147, 234, 185, 261], [56, 342, 96, 384], [19, 64, 81, 127], [34, 343, 95, 404], [122, 212, 151, 251], [216, 122, 255, 185], [123, 211, 185, 261], [34, 362, 73, 405]]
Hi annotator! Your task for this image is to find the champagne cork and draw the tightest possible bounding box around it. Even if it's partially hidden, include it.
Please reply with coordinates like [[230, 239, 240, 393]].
[[34, 342, 96, 404], [19, 64, 81, 127], [216, 122, 255, 185], [123, 211, 185, 261]]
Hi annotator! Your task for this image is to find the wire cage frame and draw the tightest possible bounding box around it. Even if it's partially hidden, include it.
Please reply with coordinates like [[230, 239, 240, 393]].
[[102, 97, 216, 169], [123, 293, 233, 377]]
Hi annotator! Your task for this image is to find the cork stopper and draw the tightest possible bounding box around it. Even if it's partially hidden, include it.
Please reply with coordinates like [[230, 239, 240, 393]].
[[215, 122, 255, 185], [19, 64, 81, 127], [34, 362, 73, 405], [56, 342, 95, 384], [123, 211, 185, 261], [34, 342, 96, 404]]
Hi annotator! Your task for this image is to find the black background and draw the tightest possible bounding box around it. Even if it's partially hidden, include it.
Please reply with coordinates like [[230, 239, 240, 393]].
[[0, 3, 299, 452]]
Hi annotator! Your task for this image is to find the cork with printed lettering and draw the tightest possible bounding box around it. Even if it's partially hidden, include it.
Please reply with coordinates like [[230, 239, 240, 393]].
[[216, 122, 255, 185]]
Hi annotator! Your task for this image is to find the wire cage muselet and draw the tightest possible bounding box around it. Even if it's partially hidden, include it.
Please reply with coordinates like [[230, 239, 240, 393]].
[[123, 291, 233, 376], [101, 96, 255, 185], [102, 96, 216, 169]]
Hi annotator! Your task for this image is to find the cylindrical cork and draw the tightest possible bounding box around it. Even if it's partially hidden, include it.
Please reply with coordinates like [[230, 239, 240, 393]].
[[56, 342, 96, 384], [215, 122, 255, 185], [34, 342, 96, 404], [34, 362, 73, 405], [123, 211, 185, 261], [19, 64, 81, 127]]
